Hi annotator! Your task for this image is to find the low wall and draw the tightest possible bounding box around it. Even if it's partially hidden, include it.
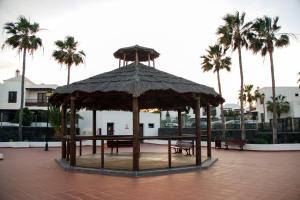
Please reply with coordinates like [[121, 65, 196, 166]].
[[0, 140, 102, 148], [0, 127, 80, 142], [0, 141, 299, 151], [158, 128, 300, 144]]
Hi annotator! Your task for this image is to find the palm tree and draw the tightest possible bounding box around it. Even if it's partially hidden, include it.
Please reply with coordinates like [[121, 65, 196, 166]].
[[2, 16, 43, 141], [266, 95, 290, 119], [53, 36, 86, 85], [217, 11, 252, 140], [254, 87, 266, 122], [239, 84, 255, 111], [249, 16, 290, 143], [201, 44, 231, 139]]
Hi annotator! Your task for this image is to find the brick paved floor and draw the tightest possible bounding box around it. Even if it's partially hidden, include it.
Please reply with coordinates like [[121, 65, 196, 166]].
[[0, 144, 300, 200]]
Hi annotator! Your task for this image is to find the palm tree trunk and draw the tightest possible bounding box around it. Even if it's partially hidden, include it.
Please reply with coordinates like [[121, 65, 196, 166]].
[[269, 50, 277, 144], [18, 48, 26, 141], [217, 70, 225, 139], [67, 65, 71, 85], [238, 45, 246, 140]]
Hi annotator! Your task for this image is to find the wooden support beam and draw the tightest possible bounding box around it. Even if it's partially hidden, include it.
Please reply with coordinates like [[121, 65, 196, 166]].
[[61, 104, 67, 159], [206, 105, 212, 158], [119, 58, 121, 68], [178, 110, 182, 153], [101, 139, 104, 168], [79, 139, 82, 156], [152, 59, 155, 68], [66, 140, 70, 161], [132, 96, 140, 171], [195, 97, 201, 165], [168, 139, 171, 168], [70, 96, 76, 166], [123, 53, 126, 66], [178, 110, 182, 136], [148, 53, 151, 66], [135, 50, 139, 65], [92, 110, 97, 154]]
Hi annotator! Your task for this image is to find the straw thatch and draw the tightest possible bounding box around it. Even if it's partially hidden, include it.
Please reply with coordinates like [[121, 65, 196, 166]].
[[114, 45, 159, 61], [50, 62, 224, 110]]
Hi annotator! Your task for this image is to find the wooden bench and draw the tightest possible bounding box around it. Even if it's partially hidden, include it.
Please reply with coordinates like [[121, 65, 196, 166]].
[[215, 139, 222, 149], [107, 140, 133, 154], [171, 140, 194, 155], [224, 139, 246, 150]]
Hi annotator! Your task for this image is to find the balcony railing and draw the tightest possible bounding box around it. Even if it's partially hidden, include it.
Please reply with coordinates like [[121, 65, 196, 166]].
[[25, 99, 47, 107]]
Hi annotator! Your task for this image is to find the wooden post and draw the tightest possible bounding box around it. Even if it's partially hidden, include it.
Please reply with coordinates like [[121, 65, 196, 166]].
[[148, 53, 151, 66], [119, 58, 121, 68], [92, 110, 96, 154], [178, 110, 182, 136], [152, 59, 155, 68], [195, 97, 201, 165], [206, 105, 212, 158], [101, 139, 104, 168], [132, 96, 140, 171], [70, 96, 76, 166], [61, 104, 67, 159], [66, 140, 70, 161], [79, 139, 82, 156], [123, 53, 126, 66], [135, 50, 139, 65], [168, 139, 171, 168], [178, 110, 182, 153]]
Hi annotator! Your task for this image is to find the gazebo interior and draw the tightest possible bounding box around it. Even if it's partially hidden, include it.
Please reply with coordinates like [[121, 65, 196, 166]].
[[50, 45, 224, 172]]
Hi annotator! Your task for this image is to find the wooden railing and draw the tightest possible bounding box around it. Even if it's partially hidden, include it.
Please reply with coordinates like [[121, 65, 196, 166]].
[[63, 135, 198, 169]]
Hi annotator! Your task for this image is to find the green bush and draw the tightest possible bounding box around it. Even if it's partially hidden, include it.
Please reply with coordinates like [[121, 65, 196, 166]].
[[12, 108, 33, 126]]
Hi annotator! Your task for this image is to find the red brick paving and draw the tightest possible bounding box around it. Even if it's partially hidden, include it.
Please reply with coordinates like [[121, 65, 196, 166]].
[[0, 144, 300, 200]]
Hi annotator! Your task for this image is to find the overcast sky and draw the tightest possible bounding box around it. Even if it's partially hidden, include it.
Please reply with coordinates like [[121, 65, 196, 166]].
[[0, 0, 299, 103]]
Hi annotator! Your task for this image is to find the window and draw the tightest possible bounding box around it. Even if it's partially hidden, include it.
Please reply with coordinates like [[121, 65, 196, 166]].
[[148, 123, 154, 128], [37, 93, 47, 103], [8, 91, 17, 103]]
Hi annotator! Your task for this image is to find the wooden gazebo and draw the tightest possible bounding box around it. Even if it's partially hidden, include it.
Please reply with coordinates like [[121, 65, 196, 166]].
[[50, 45, 224, 171]]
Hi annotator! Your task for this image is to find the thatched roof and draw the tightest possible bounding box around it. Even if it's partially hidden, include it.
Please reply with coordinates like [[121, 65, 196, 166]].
[[114, 45, 160, 61], [50, 63, 224, 110]]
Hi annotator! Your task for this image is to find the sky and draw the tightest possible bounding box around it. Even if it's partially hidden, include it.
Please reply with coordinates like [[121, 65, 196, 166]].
[[0, 0, 299, 104]]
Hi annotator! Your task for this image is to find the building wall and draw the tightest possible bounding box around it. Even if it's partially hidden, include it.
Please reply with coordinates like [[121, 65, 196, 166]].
[[0, 73, 57, 112], [0, 78, 24, 110], [256, 87, 300, 122], [78, 110, 160, 137]]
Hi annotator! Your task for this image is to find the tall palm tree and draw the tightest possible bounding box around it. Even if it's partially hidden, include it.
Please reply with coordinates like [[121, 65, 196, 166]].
[[2, 16, 43, 141], [217, 11, 252, 140], [53, 36, 85, 85], [254, 87, 266, 122], [201, 44, 231, 139], [267, 95, 290, 119], [249, 16, 290, 143]]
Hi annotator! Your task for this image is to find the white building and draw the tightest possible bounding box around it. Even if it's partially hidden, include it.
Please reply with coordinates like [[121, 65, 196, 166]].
[[256, 87, 300, 123], [0, 70, 57, 123], [0, 70, 160, 136], [78, 110, 160, 137]]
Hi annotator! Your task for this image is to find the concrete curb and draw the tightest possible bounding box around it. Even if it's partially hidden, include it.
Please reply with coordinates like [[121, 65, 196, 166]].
[[55, 157, 218, 177]]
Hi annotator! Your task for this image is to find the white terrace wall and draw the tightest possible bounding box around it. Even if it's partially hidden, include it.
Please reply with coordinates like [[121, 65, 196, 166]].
[[78, 110, 160, 137]]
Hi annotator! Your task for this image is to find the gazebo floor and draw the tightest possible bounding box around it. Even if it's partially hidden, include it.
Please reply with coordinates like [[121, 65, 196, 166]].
[[76, 152, 207, 170]]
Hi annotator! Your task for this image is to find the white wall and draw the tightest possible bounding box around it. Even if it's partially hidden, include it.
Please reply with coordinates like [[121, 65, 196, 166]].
[[78, 110, 160, 137], [0, 73, 57, 112], [256, 87, 300, 122]]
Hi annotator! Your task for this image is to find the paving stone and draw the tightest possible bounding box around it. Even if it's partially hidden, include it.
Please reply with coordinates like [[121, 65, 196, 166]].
[[0, 144, 300, 200]]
